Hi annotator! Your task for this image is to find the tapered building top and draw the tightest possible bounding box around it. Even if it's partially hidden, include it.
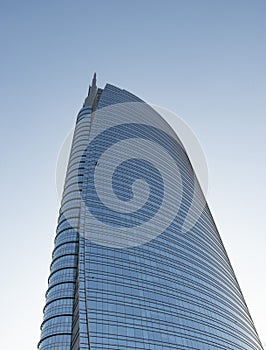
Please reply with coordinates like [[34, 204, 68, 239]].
[[92, 72, 96, 86], [83, 72, 97, 107]]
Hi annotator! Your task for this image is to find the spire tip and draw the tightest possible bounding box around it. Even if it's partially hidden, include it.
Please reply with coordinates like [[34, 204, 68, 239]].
[[92, 72, 97, 86]]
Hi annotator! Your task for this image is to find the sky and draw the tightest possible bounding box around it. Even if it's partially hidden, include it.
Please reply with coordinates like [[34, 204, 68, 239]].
[[0, 0, 265, 348]]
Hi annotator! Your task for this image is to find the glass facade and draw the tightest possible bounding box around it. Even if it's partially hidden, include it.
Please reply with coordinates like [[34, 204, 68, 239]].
[[39, 77, 264, 350]]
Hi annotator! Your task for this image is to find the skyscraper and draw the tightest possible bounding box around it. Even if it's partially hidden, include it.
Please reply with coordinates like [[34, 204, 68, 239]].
[[38, 74, 264, 350]]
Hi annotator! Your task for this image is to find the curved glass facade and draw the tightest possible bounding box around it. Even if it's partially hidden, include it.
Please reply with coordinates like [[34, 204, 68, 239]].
[[39, 78, 264, 350]]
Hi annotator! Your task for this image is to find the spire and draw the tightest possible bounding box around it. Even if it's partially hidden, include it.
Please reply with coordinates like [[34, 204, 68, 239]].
[[83, 72, 98, 107], [92, 72, 96, 88]]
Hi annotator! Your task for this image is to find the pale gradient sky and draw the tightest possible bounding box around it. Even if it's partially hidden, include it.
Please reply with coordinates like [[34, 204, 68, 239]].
[[0, 1, 265, 348]]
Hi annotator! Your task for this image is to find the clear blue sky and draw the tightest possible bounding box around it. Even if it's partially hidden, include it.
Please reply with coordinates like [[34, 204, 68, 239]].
[[0, 1, 265, 348]]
